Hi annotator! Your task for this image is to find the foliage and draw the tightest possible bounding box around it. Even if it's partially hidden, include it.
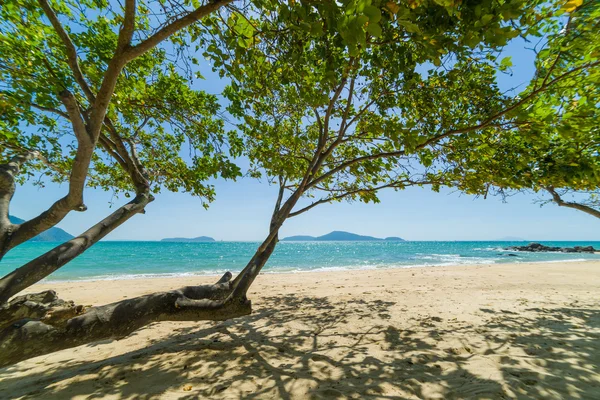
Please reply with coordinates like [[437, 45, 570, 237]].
[[200, 0, 552, 213], [0, 0, 241, 201], [442, 1, 599, 208]]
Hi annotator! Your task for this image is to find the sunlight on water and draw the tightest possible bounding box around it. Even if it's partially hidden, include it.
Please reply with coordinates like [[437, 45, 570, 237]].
[[1, 241, 598, 282]]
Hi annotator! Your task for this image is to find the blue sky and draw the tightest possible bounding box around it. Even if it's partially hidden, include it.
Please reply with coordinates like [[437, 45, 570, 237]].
[[9, 38, 599, 241]]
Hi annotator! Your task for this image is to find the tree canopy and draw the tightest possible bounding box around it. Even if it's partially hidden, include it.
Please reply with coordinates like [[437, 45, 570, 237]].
[[204, 0, 537, 211], [190, 0, 600, 298], [1, 0, 241, 199], [441, 0, 600, 217], [0, 0, 242, 265]]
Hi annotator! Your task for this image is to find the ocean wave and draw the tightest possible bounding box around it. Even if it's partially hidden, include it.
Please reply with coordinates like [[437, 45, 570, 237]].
[[473, 247, 506, 252], [413, 253, 501, 264], [44, 270, 232, 283], [529, 258, 589, 264], [42, 256, 596, 283]]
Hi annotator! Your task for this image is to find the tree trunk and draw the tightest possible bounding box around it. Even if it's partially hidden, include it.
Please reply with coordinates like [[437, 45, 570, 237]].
[[0, 273, 250, 368], [231, 234, 279, 299], [0, 193, 152, 304], [0, 193, 289, 368]]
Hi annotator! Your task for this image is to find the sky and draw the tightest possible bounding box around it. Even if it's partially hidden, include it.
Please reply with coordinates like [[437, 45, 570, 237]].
[[8, 37, 599, 242]]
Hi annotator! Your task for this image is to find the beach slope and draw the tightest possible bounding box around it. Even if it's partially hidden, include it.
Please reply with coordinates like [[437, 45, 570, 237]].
[[1, 261, 599, 399]]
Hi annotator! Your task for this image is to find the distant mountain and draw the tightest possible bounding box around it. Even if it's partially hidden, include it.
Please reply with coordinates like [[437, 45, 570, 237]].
[[317, 231, 381, 241], [161, 236, 215, 242], [8, 215, 74, 242], [282, 231, 405, 242], [281, 235, 317, 241], [496, 236, 527, 241]]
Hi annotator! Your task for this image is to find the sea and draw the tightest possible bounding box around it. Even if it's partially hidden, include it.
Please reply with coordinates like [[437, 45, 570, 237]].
[[1, 241, 599, 282]]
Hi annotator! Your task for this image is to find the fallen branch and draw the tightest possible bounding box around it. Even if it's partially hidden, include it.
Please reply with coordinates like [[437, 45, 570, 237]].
[[0, 272, 250, 368]]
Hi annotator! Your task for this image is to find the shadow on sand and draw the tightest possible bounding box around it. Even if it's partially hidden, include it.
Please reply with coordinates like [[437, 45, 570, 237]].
[[1, 294, 599, 399]]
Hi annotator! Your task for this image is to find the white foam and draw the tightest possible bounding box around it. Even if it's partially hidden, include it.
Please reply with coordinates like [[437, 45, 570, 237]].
[[42, 257, 598, 283], [44, 270, 229, 283]]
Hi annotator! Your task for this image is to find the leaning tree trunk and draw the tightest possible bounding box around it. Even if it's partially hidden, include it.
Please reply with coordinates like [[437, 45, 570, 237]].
[[0, 191, 290, 368], [0, 272, 251, 368], [0, 236, 281, 368], [0, 146, 307, 368], [0, 192, 153, 304]]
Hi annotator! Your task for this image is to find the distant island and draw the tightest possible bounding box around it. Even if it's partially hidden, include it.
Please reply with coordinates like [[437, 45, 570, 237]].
[[282, 231, 405, 242], [8, 215, 74, 242], [161, 236, 215, 242]]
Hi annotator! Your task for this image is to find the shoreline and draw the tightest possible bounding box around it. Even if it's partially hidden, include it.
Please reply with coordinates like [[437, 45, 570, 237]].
[[4, 260, 600, 399], [34, 258, 600, 285]]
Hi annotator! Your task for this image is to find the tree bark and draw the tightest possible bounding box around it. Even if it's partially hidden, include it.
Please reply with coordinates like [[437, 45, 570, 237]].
[[545, 187, 600, 219], [0, 290, 81, 331], [0, 273, 250, 368], [0, 153, 41, 257], [231, 233, 279, 299], [0, 193, 153, 304], [0, 91, 95, 258]]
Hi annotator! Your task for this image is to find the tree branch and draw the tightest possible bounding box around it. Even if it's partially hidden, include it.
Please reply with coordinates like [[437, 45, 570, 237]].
[[29, 103, 70, 119], [0, 152, 39, 227], [0, 192, 154, 303], [270, 177, 286, 228], [101, 118, 149, 192], [0, 273, 250, 368], [322, 77, 348, 138], [37, 0, 96, 101], [59, 90, 91, 143], [306, 149, 406, 190], [288, 180, 430, 218], [124, 0, 235, 62], [117, 0, 137, 51], [98, 132, 129, 171], [338, 76, 355, 138], [1, 91, 101, 253], [545, 187, 600, 219]]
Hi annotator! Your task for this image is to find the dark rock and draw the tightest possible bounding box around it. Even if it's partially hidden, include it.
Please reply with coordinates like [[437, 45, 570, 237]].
[[506, 242, 597, 253]]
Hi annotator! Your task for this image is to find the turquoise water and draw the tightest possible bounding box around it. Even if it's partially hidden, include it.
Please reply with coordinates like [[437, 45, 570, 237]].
[[1, 241, 599, 282]]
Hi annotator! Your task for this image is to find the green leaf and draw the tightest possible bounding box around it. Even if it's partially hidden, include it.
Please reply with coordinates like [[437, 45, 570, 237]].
[[366, 23, 382, 38], [364, 5, 382, 23], [481, 14, 494, 25], [399, 20, 420, 33], [499, 56, 513, 70]]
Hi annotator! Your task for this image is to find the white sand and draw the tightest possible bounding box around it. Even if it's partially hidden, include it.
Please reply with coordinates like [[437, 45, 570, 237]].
[[1, 261, 599, 399]]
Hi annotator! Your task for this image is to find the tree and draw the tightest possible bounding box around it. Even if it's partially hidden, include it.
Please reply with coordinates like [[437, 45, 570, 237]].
[[199, 0, 599, 299], [0, 0, 248, 367], [442, 0, 600, 218], [1, 0, 596, 368]]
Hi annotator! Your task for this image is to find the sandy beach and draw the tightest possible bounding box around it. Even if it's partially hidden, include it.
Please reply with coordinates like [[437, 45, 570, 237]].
[[1, 261, 599, 399]]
